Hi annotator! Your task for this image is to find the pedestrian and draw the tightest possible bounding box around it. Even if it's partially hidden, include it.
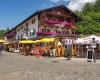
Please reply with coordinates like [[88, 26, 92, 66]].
[[87, 38, 97, 62], [91, 38, 97, 62], [50, 46, 54, 57], [0, 44, 4, 55]]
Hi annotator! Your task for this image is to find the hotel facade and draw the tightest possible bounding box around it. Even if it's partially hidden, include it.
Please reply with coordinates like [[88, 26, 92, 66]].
[[4, 5, 81, 44]]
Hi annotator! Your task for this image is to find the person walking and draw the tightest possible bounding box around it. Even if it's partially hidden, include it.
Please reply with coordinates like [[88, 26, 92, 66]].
[[50, 46, 54, 57], [0, 44, 4, 55], [87, 38, 97, 62], [91, 38, 97, 62]]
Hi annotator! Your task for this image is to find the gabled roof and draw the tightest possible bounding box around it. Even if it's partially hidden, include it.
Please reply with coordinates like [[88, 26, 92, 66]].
[[4, 5, 81, 36]]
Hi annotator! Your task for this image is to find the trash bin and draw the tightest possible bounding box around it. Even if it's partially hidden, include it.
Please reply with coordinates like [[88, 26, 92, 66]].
[[64, 45, 72, 60], [87, 50, 93, 59]]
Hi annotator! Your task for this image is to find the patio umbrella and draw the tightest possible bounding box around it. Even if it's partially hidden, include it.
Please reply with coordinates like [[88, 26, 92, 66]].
[[19, 40, 34, 44], [41, 38, 55, 42], [75, 38, 84, 44], [3, 42, 9, 44], [33, 40, 42, 43], [82, 35, 100, 44], [0, 39, 8, 43]]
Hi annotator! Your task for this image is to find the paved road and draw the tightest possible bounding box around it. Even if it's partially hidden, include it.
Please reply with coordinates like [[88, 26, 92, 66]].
[[0, 51, 100, 80]]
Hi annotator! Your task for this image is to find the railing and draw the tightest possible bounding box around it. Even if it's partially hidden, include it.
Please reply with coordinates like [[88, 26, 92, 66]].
[[36, 32, 77, 37], [45, 20, 73, 27]]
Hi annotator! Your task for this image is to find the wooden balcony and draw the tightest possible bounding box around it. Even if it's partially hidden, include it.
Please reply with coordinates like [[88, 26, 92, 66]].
[[56, 33, 77, 37], [46, 12, 71, 18]]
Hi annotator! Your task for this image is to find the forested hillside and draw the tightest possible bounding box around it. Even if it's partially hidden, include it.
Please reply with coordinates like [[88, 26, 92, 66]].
[[75, 0, 100, 35], [0, 28, 9, 38], [0, 30, 7, 38]]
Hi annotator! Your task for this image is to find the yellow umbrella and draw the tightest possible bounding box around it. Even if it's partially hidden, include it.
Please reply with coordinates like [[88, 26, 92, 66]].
[[33, 40, 42, 43], [50, 38, 55, 41], [19, 40, 34, 44], [0, 39, 8, 43], [3, 42, 9, 44], [41, 38, 55, 42]]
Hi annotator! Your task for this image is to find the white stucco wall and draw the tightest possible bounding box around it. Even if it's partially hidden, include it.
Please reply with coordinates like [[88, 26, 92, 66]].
[[16, 15, 38, 40]]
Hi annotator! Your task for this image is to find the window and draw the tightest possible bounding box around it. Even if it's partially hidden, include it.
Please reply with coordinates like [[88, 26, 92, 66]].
[[62, 31, 65, 34], [69, 29, 72, 34], [58, 12, 61, 15], [21, 34, 23, 39], [47, 29, 50, 32], [67, 18, 71, 22], [42, 29, 50, 32], [55, 30, 57, 33], [42, 16, 45, 19], [66, 30, 68, 34], [42, 29, 45, 32], [21, 26, 23, 30], [30, 31, 31, 37], [52, 18, 56, 21], [47, 17, 51, 20], [26, 22, 29, 27], [17, 28, 20, 32], [17, 35, 20, 40], [32, 18, 35, 24]]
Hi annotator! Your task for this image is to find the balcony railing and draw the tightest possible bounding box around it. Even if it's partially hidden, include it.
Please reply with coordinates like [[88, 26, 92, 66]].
[[36, 32, 77, 37], [45, 20, 74, 28]]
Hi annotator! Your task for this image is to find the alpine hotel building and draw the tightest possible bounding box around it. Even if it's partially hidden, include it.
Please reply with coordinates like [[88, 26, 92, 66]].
[[4, 5, 81, 45]]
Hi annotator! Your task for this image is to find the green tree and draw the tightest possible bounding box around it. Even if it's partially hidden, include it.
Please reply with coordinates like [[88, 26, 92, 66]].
[[0, 30, 7, 38], [75, 1, 100, 35], [94, 0, 100, 12], [6, 27, 10, 32], [82, 3, 94, 13], [0, 27, 10, 38]]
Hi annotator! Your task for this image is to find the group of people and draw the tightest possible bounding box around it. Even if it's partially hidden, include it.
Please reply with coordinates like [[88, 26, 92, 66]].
[[19, 43, 56, 57], [0, 38, 97, 62], [19, 41, 72, 58]]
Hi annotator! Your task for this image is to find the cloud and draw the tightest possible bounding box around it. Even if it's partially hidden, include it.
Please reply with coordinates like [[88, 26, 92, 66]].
[[48, 0, 96, 11], [50, 0, 69, 3], [68, 0, 96, 11], [50, 0, 60, 3]]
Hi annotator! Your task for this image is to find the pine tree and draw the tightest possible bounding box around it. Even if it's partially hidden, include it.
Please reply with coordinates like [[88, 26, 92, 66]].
[[75, 1, 100, 35], [82, 3, 94, 14], [94, 0, 100, 12]]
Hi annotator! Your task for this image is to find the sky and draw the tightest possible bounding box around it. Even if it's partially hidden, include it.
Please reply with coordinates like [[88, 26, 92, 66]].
[[0, 0, 96, 30]]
